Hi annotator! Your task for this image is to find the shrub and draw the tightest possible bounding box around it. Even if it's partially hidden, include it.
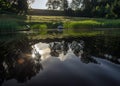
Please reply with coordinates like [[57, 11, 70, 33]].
[[31, 24, 47, 34], [39, 24, 47, 35], [31, 24, 40, 30]]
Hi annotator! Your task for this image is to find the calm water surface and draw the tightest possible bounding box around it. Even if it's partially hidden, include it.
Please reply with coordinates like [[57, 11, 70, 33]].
[[0, 36, 120, 86]]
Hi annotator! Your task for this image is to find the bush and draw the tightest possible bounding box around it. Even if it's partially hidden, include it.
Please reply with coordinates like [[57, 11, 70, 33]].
[[31, 24, 40, 31], [31, 24, 47, 34], [39, 24, 47, 35], [0, 20, 21, 33]]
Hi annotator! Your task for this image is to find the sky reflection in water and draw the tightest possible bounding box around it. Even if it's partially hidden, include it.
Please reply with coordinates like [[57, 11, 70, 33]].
[[1, 38, 120, 86]]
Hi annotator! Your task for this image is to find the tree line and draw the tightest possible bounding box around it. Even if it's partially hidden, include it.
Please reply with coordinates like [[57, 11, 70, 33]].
[[0, 0, 120, 18], [46, 0, 120, 18]]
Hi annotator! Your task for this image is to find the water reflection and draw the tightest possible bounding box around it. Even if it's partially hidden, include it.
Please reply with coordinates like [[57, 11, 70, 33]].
[[49, 41, 84, 57], [32, 43, 51, 60], [0, 58, 43, 85], [84, 36, 120, 64], [1, 36, 120, 86], [0, 48, 43, 85], [32, 35, 120, 64], [81, 53, 98, 64], [32, 40, 98, 64], [49, 41, 69, 57], [30, 38, 120, 86], [14, 59, 43, 83]]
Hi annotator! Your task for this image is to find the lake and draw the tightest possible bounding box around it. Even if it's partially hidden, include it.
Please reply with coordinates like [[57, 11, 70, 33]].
[[0, 36, 120, 86]]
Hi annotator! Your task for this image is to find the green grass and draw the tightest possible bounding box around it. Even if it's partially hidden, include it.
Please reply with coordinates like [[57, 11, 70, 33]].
[[0, 14, 120, 40], [64, 20, 102, 29], [1, 14, 120, 29], [26, 15, 120, 29]]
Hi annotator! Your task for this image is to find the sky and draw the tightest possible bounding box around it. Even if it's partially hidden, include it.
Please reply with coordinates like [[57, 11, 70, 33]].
[[31, 0, 72, 9]]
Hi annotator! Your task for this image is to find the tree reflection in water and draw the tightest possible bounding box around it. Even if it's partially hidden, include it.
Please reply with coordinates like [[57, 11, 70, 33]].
[[84, 36, 120, 64], [81, 53, 99, 64], [1, 36, 120, 86], [0, 51, 43, 85], [49, 41, 69, 57], [48, 40, 98, 64], [49, 36, 120, 64]]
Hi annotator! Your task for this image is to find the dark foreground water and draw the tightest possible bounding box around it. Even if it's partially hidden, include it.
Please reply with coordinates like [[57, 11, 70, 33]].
[[0, 36, 120, 86]]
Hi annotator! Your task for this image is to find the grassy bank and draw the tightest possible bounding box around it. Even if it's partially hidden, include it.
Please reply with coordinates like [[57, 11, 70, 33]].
[[26, 16, 120, 29], [1, 14, 120, 29], [0, 14, 120, 40]]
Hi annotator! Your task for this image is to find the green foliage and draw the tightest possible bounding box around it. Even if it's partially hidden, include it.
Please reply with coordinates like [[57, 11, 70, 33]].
[[0, 0, 11, 11], [31, 24, 47, 34], [68, 0, 120, 18], [112, 0, 120, 18], [64, 20, 101, 29], [102, 20, 120, 28], [31, 24, 40, 30], [63, 18, 120, 29], [0, 20, 21, 33], [39, 24, 47, 29], [27, 15, 120, 28], [39, 24, 47, 35], [105, 13, 117, 19], [0, 0, 29, 14]]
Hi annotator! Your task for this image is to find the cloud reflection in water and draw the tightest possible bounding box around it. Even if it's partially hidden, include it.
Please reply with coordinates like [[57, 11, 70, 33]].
[[32, 40, 98, 64]]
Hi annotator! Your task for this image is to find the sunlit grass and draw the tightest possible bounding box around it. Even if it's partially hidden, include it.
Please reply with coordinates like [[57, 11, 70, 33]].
[[25, 15, 120, 28], [64, 20, 102, 29], [26, 15, 69, 22]]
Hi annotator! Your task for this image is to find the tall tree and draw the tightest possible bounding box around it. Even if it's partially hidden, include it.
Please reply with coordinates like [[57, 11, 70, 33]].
[[70, 0, 82, 10], [17, 0, 28, 14], [113, 0, 120, 18], [0, 0, 34, 14], [60, 0, 69, 10], [46, 0, 69, 10], [46, 0, 60, 10], [0, 0, 11, 11], [69, 0, 120, 18]]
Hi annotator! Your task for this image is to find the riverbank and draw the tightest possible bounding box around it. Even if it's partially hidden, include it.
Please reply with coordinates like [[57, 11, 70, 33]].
[[0, 15, 120, 38], [0, 14, 120, 31]]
